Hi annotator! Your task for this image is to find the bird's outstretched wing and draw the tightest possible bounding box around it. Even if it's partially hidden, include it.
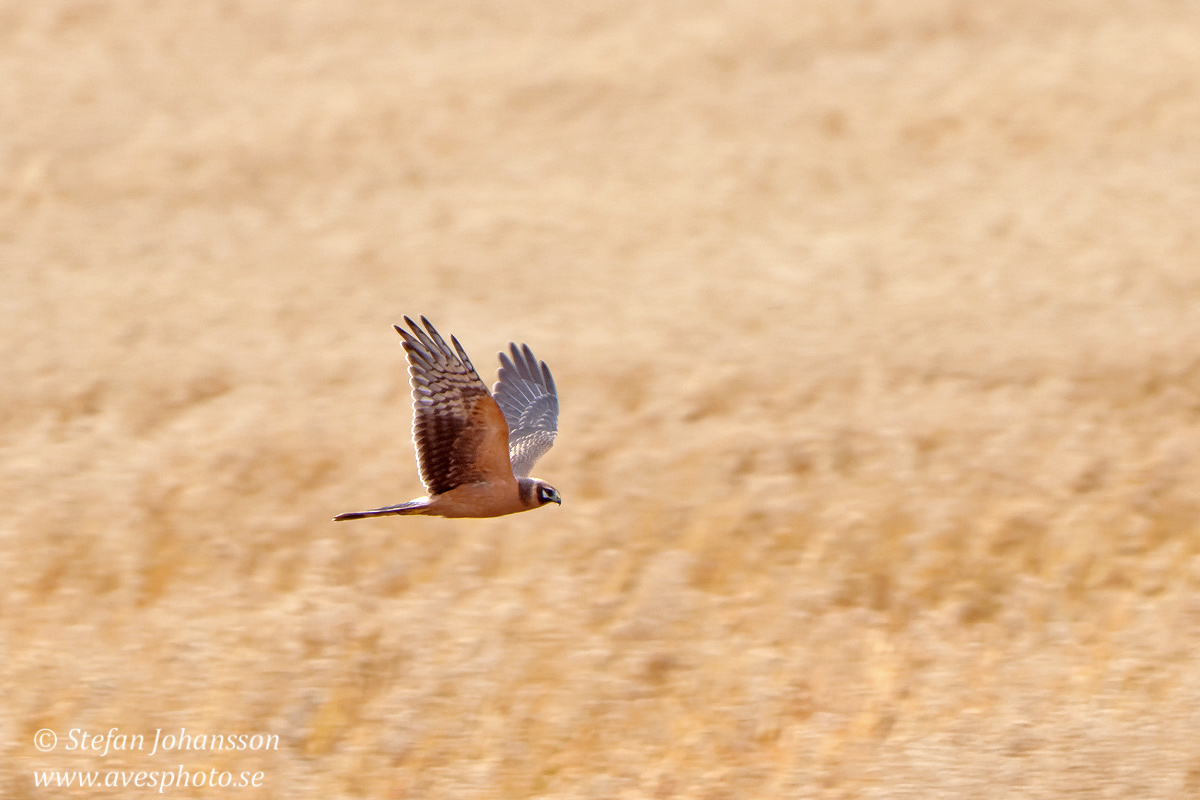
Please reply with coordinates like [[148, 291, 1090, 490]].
[[492, 342, 558, 477], [395, 316, 513, 495]]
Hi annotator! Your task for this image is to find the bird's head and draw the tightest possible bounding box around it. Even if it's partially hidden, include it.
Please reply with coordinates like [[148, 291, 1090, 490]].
[[518, 477, 562, 509], [534, 480, 562, 507]]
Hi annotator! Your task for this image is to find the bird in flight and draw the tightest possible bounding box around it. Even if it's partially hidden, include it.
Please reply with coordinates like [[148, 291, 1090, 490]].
[[334, 316, 561, 520]]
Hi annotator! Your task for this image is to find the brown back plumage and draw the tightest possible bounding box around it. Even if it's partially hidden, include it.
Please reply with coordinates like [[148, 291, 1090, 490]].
[[394, 316, 514, 496]]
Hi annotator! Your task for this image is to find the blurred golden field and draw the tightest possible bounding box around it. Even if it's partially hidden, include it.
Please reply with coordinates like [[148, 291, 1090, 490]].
[[5, 1, 1200, 797]]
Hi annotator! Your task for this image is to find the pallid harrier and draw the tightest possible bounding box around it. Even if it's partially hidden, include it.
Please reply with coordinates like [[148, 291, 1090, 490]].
[[334, 316, 560, 520]]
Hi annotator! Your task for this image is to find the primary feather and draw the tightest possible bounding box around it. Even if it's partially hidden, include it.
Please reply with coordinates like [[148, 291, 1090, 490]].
[[395, 316, 508, 494], [493, 342, 559, 477]]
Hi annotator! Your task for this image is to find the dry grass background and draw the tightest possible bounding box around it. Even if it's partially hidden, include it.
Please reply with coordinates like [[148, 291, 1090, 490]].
[[4, 1, 1200, 797]]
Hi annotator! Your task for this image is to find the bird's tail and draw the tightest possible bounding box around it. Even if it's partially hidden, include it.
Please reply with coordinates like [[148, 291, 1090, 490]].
[[333, 498, 432, 521]]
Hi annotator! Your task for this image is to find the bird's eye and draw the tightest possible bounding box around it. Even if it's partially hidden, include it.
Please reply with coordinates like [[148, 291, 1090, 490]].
[[538, 485, 553, 503]]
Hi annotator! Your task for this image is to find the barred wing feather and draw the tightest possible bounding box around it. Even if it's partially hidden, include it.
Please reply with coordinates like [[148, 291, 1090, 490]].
[[395, 316, 513, 494], [493, 342, 559, 477]]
